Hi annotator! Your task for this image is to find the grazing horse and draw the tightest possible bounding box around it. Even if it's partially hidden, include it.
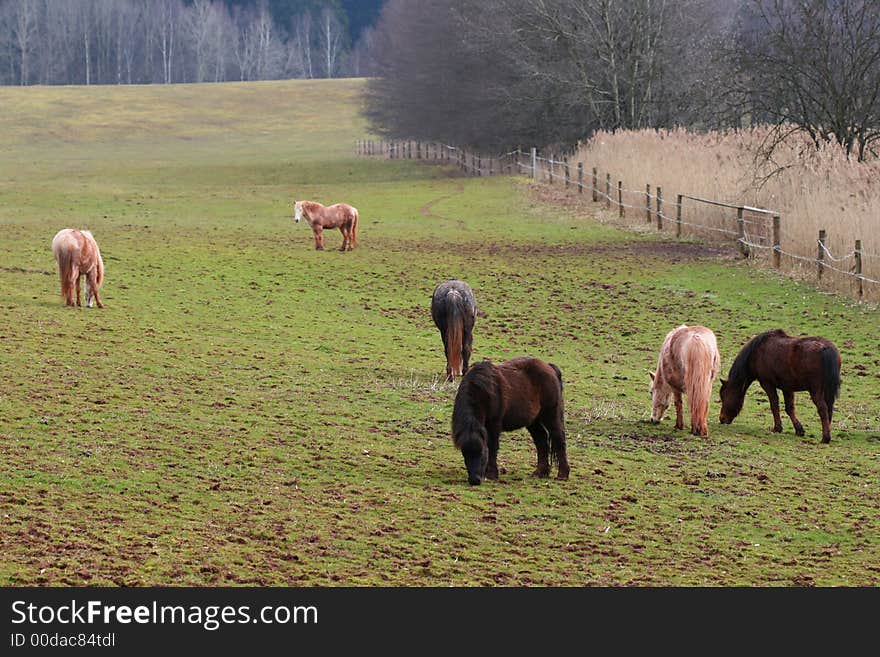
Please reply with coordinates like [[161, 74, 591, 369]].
[[452, 357, 570, 485], [719, 329, 841, 443], [293, 200, 359, 251], [51, 228, 105, 308], [430, 279, 476, 382], [649, 324, 721, 437]]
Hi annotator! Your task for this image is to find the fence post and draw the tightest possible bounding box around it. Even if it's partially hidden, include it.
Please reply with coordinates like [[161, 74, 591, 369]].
[[676, 194, 683, 237], [549, 157, 554, 184], [817, 229, 826, 282], [531, 147, 537, 180], [477, 155, 482, 176], [605, 173, 611, 209], [592, 168, 598, 202], [416, 141, 421, 159], [772, 215, 781, 269], [855, 239, 863, 300], [618, 181, 624, 218], [737, 207, 748, 257], [577, 163, 584, 194], [656, 186, 663, 230], [564, 160, 570, 189], [645, 184, 651, 223]]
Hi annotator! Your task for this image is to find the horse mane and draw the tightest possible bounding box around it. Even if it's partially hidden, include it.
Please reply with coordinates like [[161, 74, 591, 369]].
[[729, 329, 786, 389], [451, 361, 496, 449]]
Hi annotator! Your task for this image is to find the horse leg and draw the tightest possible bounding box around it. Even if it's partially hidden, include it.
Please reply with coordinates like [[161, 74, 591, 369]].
[[485, 429, 501, 480], [548, 415, 570, 481], [313, 227, 324, 250], [783, 390, 804, 436], [527, 422, 551, 478], [809, 390, 833, 444], [339, 226, 348, 252], [86, 270, 104, 309], [462, 324, 473, 374], [760, 382, 783, 433], [72, 272, 82, 307], [439, 329, 453, 382], [673, 391, 684, 430]]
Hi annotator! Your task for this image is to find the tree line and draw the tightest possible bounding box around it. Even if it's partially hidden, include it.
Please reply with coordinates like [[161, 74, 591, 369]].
[[363, 0, 880, 161], [0, 0, 380, 86]]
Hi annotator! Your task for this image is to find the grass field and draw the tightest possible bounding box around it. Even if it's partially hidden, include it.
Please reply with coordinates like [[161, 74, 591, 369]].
[[1, 79, 879, 586]]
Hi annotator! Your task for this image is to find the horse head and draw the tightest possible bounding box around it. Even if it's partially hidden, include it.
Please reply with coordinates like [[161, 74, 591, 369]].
[[293, 201, 303, 223], [648, 371, 670, 423], [718, 378, 744, 424], [456, 429, 489, 485]]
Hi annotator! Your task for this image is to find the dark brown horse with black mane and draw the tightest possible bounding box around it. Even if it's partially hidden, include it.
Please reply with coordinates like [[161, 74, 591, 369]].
[[719, 329, 841, 443], [430, 279, 476, 382], [452, 357, 570, 485]]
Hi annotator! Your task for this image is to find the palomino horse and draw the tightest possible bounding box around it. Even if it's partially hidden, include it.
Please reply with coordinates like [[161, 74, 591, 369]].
[[452, 357, 570, 485], [719, 329, 841, 443], [293, 200, 359, 251], [51, 228, 105, 308], [430, 279, 476, 382], [649, 324, 720, 437]]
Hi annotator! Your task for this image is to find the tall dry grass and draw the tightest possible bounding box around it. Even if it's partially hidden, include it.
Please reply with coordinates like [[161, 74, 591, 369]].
[[568, 127, 880, 302]]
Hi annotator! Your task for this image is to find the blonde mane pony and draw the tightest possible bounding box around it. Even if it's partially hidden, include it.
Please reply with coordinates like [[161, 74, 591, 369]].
[[293, 200, 359, 251], [649, 324, 720, 437], [51, 228, 105, 308]]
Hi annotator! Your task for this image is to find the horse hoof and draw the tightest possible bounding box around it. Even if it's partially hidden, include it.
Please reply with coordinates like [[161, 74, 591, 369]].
[[821, 436, 831, 444]]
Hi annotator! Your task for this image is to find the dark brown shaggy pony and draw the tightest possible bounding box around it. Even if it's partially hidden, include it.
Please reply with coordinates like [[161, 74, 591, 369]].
[[452, 357, 570, 485], [719, 329, 841, 443], [430, 279, 476, 382]]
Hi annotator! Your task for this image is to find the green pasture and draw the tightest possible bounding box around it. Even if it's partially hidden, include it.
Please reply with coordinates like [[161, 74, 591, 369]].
[[0, 79, 878, 586]]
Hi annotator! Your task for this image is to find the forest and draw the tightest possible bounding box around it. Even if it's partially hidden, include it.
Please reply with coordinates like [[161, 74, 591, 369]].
[[0, 0, 384, 85], [364, 0, 880, 160]]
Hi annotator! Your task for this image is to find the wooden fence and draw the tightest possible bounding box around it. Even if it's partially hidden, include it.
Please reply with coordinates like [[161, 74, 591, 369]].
[[357, 139, 877, 303]]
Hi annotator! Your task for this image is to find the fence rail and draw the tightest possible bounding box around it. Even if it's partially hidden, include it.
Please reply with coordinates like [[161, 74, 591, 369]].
[[357, 139, 878, 302]]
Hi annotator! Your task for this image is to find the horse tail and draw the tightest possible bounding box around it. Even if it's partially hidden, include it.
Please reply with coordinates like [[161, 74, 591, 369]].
[[52, 232, 74, 302], [822, 345, 841, 420], [549, 362, 563, 390], [445, 294, 464, 379], [685, 334, 715, 435], [351, 208, 358, 247]]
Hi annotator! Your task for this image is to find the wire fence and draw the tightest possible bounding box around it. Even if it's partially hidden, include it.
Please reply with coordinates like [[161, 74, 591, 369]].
[[357, 139, 879, 303]]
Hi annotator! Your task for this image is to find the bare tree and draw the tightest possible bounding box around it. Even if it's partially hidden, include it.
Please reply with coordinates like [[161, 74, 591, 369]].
[[730, 0, 880, 161], [318, 6, 345, 78], [6, 0, 39, 85], [287, 11, 314, 79]]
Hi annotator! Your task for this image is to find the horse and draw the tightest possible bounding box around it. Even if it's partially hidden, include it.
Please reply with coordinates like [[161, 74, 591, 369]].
[[451, 357, 570, 485], [51, 228, 105, 308], [430, 279, 476, 382], [719, 329, 841, 443], [293, 200, 359, 251], [649, 324, 721, 437]]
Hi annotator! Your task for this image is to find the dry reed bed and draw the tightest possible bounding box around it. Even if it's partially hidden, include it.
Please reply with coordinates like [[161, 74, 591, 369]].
[[572, 127, 880, 302]]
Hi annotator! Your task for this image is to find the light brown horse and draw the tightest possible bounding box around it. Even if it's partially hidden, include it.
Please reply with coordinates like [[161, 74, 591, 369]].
[[51, 228, 105, 308], [293, 200, 359, 251], [649, 324, 720, 437]]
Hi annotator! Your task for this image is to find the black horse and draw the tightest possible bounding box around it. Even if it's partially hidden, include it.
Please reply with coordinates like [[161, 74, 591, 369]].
[[719, 329, 841, 443], [430, 279, 476, 382], [452, 357, 570, 485]]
